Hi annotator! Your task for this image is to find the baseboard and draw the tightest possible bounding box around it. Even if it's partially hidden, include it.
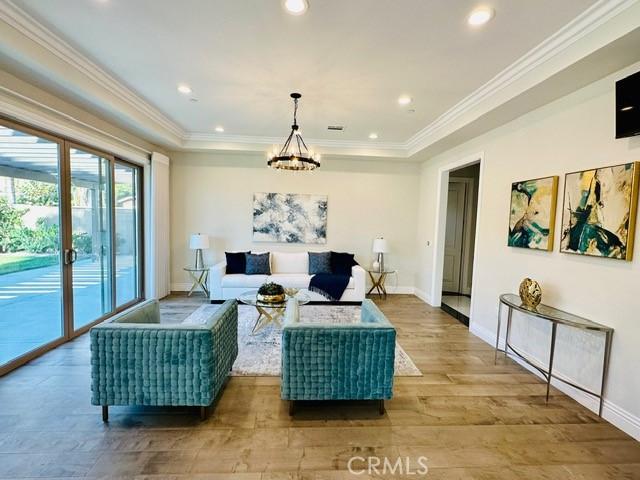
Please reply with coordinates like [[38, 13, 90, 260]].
[[469, 322, 640, 441], [171, 283, 193, 292], [413, 288, 433, 306]]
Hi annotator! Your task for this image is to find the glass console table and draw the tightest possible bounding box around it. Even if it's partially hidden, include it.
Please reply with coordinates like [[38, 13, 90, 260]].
[[496, 293, 613, 417]]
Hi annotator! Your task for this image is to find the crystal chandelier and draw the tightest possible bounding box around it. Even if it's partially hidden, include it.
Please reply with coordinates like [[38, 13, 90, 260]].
[[267, 93, 320, 171]]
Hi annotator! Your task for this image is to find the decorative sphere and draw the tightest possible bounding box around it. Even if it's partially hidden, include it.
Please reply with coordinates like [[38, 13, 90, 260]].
[[519, 278, 542, 308]]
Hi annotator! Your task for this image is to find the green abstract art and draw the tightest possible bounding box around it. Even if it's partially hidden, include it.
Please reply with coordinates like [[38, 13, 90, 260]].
[[508, 176, 558, 251], [561, 162, 639, 261]]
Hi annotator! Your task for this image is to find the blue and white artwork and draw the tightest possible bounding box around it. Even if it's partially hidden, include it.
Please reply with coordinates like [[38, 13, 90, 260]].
[[253, 192, 327, 244]]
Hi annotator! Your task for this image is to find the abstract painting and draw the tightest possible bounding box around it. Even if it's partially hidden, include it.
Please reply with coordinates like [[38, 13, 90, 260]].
[[561, 162, 639, 260], [508, 176, 559, 251], [253, 192, 327, 244]]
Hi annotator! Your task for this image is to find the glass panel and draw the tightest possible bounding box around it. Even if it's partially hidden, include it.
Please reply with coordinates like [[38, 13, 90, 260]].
[[114, 162, 139, 306], [0, 125, 63, 366], [69, 148, 112, 329]]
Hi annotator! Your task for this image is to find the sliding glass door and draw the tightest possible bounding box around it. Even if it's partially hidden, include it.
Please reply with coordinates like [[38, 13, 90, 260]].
[[0, 124, 64, 366], [68, 146, 113, 330], [0, 118, 144, 375]]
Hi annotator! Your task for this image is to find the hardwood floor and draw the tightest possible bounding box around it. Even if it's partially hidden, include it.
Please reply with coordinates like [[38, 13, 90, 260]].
[[0, 294, 638, 479]]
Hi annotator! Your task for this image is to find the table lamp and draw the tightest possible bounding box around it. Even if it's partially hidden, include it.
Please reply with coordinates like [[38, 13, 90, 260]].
[[372, 237, 388, 273], [189, 233, 209, 269]]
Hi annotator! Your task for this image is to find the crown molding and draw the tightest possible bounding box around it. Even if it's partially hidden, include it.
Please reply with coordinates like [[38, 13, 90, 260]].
[[0, 0, 186, 140], [405, 0, 639, 156], [0, 0, 637, 159]]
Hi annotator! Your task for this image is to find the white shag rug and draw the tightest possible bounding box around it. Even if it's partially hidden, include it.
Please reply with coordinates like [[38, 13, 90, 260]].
[[184, 304, 422, 377]]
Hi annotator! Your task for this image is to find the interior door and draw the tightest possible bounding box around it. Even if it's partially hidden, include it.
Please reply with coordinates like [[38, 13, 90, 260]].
[[442, 181, 467, 293]]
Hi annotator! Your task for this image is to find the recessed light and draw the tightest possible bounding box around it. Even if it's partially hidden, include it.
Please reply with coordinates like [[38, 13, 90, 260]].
[[283, 0, 308, 15], [621, 106, 634, 111], [369, 133, 378, 140], [398, 95, 412, 106], [468, 7, 494, 26], [215, 126, 225, 133], [177, 84, 192, 95]]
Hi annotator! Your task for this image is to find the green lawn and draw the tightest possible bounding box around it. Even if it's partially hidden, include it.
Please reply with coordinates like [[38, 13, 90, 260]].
[[0, 253, 59, 275]]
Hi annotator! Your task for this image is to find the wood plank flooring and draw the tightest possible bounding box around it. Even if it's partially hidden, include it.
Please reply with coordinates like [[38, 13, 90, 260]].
[[0, 294, 638, 479]]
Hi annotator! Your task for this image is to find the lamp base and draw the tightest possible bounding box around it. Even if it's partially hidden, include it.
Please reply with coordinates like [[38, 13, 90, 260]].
[[377, 253, 384, 273], [194, 249, 204, 269]]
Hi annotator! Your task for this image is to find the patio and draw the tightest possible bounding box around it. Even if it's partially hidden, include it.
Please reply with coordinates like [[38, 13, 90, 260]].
[[0, 257, 135, 365]]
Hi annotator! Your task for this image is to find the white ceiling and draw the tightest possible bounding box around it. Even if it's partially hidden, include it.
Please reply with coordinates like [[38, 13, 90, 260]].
[[10, 0, 599, 146]]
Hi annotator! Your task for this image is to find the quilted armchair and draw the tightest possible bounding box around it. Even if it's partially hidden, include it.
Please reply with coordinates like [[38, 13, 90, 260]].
[[90, 299, 238, 421], [281, 299, 396, 414]]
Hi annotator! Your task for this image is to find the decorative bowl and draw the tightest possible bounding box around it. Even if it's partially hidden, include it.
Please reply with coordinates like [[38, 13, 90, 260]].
[[257, 293, 286, 304], [519, 278, 542, 308]]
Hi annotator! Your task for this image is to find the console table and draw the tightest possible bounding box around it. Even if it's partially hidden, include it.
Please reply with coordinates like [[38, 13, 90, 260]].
[[495, 293, 613, 417]]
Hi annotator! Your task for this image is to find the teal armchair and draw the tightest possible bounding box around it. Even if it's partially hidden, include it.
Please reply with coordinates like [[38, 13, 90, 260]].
[[281, 299, 396, 414], [90, 299, 238, 421]]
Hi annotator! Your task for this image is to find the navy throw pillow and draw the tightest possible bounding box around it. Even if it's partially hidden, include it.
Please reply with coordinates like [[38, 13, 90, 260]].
[[330, 252, 356, 276], [225, 251, 249, 274], [245, 252, 271, 275], [308, 251, 332, 274]]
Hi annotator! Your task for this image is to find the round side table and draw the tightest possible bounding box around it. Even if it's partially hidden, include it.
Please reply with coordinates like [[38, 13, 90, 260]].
[[367, 269, 396, 299], [184, 267, 210, 297]]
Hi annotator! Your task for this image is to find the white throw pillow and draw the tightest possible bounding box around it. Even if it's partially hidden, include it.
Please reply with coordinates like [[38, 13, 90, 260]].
[[271, 252, 308, 274]]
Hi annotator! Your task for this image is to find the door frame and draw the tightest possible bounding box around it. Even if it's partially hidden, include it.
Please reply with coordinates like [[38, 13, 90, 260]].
[[430, 152, 484, 320]]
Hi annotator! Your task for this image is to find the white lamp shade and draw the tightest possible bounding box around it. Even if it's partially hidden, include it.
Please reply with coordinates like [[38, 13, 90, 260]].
[[372, 237, 389, 253], [189, 234, 209, 250]]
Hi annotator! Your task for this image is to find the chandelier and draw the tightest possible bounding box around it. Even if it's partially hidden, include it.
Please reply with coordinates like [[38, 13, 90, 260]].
[[268, 93, 320, 171]]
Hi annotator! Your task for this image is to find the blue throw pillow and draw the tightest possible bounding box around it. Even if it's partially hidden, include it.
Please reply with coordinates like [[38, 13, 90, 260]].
[[308, 251, 332, 274], [330, 252, 357, 276], [245, 252, 271, 275], [225, 251, 249, 274]]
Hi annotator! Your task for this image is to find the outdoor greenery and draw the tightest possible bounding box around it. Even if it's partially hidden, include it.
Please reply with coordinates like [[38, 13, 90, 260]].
[[0, 253, 59, 276], [14, 179, 59, 206], [0, 197, 24, 253]]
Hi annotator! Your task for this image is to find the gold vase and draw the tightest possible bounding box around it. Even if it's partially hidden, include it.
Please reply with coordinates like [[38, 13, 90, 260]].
[[519, 278, 542, 308]]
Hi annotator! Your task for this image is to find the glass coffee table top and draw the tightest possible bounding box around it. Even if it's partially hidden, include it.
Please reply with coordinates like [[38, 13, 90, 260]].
[[238, 290, 311, 334], [238, 290, 312, 307]]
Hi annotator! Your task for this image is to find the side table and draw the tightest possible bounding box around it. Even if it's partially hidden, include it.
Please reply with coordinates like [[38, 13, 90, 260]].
[[184, 267, 210, 297], [367, 270, 395, 299]]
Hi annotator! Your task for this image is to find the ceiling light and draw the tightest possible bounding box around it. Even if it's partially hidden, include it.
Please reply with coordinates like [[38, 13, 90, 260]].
[[621, 106, 634, 111], [177, 84, 192, 95], [369, 133, 378, 139], [398, 95, 412, 106], [268, 93, 320, 171], [283, 0, 308, 15], [468, 7, 494, 26], [215, 126, 225, 133]]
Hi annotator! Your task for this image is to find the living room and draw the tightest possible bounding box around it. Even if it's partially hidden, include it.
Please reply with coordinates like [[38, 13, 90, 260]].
[[1, 0, 640, 478]]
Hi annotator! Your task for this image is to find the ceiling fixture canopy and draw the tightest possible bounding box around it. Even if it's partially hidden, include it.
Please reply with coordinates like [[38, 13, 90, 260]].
[[268, 93, 320, 171]]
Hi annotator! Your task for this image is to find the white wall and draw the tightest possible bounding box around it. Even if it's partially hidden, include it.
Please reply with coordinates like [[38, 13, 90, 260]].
[[417, 62, 640, 438], [169, 153, 420, 291]]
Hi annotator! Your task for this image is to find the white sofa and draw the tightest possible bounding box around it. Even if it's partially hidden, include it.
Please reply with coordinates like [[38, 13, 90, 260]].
[[210, 251, 365, 302]]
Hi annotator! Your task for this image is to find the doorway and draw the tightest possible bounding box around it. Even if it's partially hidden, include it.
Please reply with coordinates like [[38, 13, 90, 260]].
[[438, 161, 481, 326]]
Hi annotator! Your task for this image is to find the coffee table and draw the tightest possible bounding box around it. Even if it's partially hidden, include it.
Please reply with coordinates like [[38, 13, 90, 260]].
[[238, 290, 311, 334]]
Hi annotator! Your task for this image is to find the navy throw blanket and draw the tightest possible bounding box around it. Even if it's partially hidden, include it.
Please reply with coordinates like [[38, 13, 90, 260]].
[[309, 273, 351, 301]]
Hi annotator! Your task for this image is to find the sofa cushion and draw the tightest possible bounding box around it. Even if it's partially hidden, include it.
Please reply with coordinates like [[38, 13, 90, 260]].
[[271, 252, 308, 274], [308, 251, 332, 274], [245, 253, 271, 275], [268, 273, 312, 288], [221, 274, 269, 288], [225, 251, 249, 274], [331, 252, 357, 275]]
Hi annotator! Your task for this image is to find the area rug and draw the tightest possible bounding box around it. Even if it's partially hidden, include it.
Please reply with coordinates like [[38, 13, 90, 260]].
[[185, 304, 422, 377]]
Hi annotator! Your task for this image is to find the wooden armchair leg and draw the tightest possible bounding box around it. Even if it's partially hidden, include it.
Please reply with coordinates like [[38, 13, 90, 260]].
[[200, 406, 208, 420], [378, 400, 385, 415], [102, 406, 109, 423], [289, 401, 296, 416]]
